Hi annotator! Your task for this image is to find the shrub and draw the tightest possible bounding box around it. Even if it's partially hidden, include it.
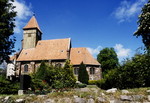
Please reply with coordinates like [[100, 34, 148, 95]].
[[75, 83, 87, 88], [0, 75, 19, 94], [97, 53, 150, 89], [78, 62, 89, 84], [88, 80, 98, 85]]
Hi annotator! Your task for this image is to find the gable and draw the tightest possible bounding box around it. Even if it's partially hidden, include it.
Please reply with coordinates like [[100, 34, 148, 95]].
[[70, 48, 100, 65]]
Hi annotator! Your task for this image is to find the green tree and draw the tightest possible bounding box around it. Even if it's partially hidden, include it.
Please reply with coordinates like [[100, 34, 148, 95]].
[[78, 62, 89, 84], [97, 47, 119, 75], [134, 0, 150, 52], [97, 53, 150, 89], [0, 0, 16, 63], [35, 61, 49, 82]]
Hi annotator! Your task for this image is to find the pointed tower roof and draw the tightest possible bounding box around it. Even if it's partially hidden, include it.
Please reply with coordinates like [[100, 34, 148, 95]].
[[23, 16, 42, 32]]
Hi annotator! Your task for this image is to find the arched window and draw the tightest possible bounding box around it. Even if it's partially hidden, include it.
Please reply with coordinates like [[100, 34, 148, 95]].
[[24, 64, 28, 72], [74, 68, 79, 75], [55, 63, 62, 68], [90, 68, 95, 74]]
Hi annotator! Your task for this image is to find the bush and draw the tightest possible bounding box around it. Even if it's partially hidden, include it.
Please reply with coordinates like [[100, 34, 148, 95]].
[[88, 80, 98, 85], [75, 83, 87, 88], [97, 53, 150, 89], [78, 62, 89, 84], [0, 75, 19, 94], [31, 60, 76, 90]]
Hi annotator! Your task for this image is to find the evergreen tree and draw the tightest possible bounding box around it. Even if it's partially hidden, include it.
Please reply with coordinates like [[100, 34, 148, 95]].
[[35, 61, 49, 81], [78, 62, 89, 84], [134, 0, 150, 52], [97, 47, 119, 75], [0, 0, 16, 63], [63, 60, 76, 87]]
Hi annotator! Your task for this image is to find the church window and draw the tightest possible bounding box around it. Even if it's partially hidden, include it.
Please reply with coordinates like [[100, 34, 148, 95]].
[[55, 63, 62, 68], [24, 64, 28, 72], [90, 68, 95, 74], [74, 68, 79, 75]]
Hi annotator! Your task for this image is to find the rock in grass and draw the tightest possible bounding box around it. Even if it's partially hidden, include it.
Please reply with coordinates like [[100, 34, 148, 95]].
[[15, 99, 25, 103], [106, 88, 117, 93], [120, 95, 132, 101], [97, 97, 106, 102], [121, 90, 129, 94], [87, 98, 94, 103], [44, 99, 55, 103], [148, 95, 150, 101]]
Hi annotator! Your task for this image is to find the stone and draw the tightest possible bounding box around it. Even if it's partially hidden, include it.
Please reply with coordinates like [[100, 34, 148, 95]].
[[148, 95, 150, 101], [101, 93, 105, 96], [15, 99, 25, 103], [29, 94, 35, 96], [121, 90, 129, 94], [18, 90, 24, 95], [58, 98, 72, 103], [37, 95, 47, 99], [74, 97, 86, 103], [80, 88, 90, 92], [147, 90, 150, 94], [97, 97, 106, 102], [109, 99, 122, 103], [132, 95, 144, 101], [87, 98, 94, 103], [3, 96, 10, 103], [120, 95, 132, 101], [44, 99, 55, 103], [106, 88, 117, 93]]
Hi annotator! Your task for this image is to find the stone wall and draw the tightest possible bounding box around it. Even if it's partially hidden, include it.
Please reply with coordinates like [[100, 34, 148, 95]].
[[73, 65, 102, 80]]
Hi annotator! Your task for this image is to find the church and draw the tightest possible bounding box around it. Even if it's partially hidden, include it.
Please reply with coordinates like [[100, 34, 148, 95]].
[[9, 16, 102, 80]]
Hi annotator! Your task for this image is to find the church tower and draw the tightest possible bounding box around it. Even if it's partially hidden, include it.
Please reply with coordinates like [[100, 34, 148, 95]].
[[22, 16, 42, 49]]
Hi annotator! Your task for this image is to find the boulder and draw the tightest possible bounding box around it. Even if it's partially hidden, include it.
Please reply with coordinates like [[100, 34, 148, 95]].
[[148, 95, 150, 101], [120, 95, 132, 101], [44, 99, 55, 103], [106, 88, 117, 93], [87, 98, 94, 103], [97, 97, 106, 102], [3, 96, 11, 103], [37, 95, 47, 99], [132, 95, 144, 101], [74, 97, 86, 103], [121, 90, 129, 94], [109, 99, 122, 103], [15, 99, 25, 103]]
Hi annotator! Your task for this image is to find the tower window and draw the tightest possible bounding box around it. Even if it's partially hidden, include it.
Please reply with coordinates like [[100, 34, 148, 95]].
[[24, 64, 28, 72], [74, 68, 79, 75], [90, 68, 95, 74], [28, 34, 31, 37]]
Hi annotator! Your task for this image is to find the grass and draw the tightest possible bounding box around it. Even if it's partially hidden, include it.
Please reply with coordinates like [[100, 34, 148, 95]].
[[0, 86, 150, 102]]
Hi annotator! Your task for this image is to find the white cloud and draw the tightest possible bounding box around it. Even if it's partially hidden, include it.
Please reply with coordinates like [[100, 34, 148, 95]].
[[114, 44, 131, 58], [113, 0, 146, 23], [11, 0, 32, 33], [87, 46, 102, 58]]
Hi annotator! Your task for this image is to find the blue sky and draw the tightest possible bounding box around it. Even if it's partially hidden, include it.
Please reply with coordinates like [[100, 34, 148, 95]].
[[12, 0, 147, 62]]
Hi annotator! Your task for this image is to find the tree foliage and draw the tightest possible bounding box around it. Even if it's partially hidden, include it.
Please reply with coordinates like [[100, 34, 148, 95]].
[[134, 0, 150, 52], [97, 53, 150, 89], [0, 0, 16, 63], [97, 47, 119, 75], [32, 60, 76, 90], [78, 62, 89, 84]]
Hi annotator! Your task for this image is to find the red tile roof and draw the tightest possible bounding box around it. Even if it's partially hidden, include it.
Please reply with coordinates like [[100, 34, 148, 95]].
[[70, 48, 100, 65], [23, 16, 41, 32], [17, 38, 70, 61]]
